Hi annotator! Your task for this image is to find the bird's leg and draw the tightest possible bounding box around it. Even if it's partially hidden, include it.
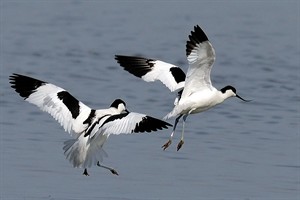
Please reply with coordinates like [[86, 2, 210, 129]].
[[162, 115, 182, 150], [83, 168, 89, 176], [97, 161, 119, 175], [177, 115, 188, 151]]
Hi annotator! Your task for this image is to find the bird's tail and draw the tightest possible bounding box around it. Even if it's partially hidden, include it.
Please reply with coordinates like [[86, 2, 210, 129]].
[[63, 135, 108, 168], [63, 137, 88, 168]]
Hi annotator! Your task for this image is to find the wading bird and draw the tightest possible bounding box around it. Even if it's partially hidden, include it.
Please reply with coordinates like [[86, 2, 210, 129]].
[[9, 74, 171, 176], [115, 25, 250, 151]]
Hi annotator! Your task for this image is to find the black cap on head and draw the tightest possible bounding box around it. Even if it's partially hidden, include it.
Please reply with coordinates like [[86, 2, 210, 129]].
[[221, 85, 251, 102], [220, 85, 236, 94], [110, 99, 126, 108]]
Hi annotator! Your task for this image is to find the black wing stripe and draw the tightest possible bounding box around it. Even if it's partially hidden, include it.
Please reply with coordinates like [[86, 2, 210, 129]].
[[57, 91, 80, 119], [169, 67, 186, 83], [101, 113, 130, 127], [83, 109, 96, 125], [84, 114, 111, 137]]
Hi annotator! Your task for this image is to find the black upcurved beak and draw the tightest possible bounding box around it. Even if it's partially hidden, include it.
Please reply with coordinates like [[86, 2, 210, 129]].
[[236, 94, 251, 102]]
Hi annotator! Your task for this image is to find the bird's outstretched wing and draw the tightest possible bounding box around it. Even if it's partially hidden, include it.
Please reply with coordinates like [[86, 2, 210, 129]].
[[91, 112, 172, 138], [9, 73, 94, 136], [115, 55, 186, 92], [181, 25, 216, 99]]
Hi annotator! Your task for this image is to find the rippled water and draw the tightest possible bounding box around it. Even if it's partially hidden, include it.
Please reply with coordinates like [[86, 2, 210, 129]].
[[1, 1, 299, 200]]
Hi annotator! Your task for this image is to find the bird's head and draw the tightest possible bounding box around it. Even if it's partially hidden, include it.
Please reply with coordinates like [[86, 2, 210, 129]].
[[110, 99, 129, 113], [220, 85, 251, 102]]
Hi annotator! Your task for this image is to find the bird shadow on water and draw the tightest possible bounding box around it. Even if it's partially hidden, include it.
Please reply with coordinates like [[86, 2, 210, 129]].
[[164, 154, 190, 161]]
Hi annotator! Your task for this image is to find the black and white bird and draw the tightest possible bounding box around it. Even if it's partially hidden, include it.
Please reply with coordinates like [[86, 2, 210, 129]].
[[115, 25, 250, 151], [9, 74, 171, 176]]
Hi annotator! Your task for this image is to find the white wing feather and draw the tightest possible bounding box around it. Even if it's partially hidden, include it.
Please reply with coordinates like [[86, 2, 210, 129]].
[[26, 84, 74, 133], [181, 37, 216, 99], [10, 74, 92, 136], [115, 55, 186, 92], [97, 112, 147, 136], [141, 60, 185, 92], [92, 112, 171, 138]]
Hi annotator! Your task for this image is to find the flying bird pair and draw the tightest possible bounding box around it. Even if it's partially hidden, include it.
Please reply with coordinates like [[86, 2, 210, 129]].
[[10, 25, 249, 176]]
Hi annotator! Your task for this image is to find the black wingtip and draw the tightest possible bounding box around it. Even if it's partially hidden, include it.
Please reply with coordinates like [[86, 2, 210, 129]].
[[133, 116, 172, 133], [9, 73, 46, 99], [186, 25, 209, 56], [115, 55, 155, 78]]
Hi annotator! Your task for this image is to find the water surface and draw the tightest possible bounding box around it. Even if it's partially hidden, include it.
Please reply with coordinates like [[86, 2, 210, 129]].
[[1, 1, 299, 199]]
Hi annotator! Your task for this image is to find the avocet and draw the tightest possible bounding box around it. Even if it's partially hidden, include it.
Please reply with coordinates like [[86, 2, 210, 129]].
[[115, 25, 250, 151], [9, 74, 171, 175]]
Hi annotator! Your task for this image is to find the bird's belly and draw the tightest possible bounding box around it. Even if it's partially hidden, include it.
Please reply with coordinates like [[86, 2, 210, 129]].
[[179, 94, 219, 115], [189, 105, 211, 114]]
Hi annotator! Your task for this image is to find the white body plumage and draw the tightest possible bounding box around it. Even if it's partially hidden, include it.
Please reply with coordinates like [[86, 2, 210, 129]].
[[10, 74, 171, 175]]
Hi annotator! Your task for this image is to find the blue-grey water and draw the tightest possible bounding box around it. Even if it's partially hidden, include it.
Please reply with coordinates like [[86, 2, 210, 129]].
[[1, 1, 299, 200]]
